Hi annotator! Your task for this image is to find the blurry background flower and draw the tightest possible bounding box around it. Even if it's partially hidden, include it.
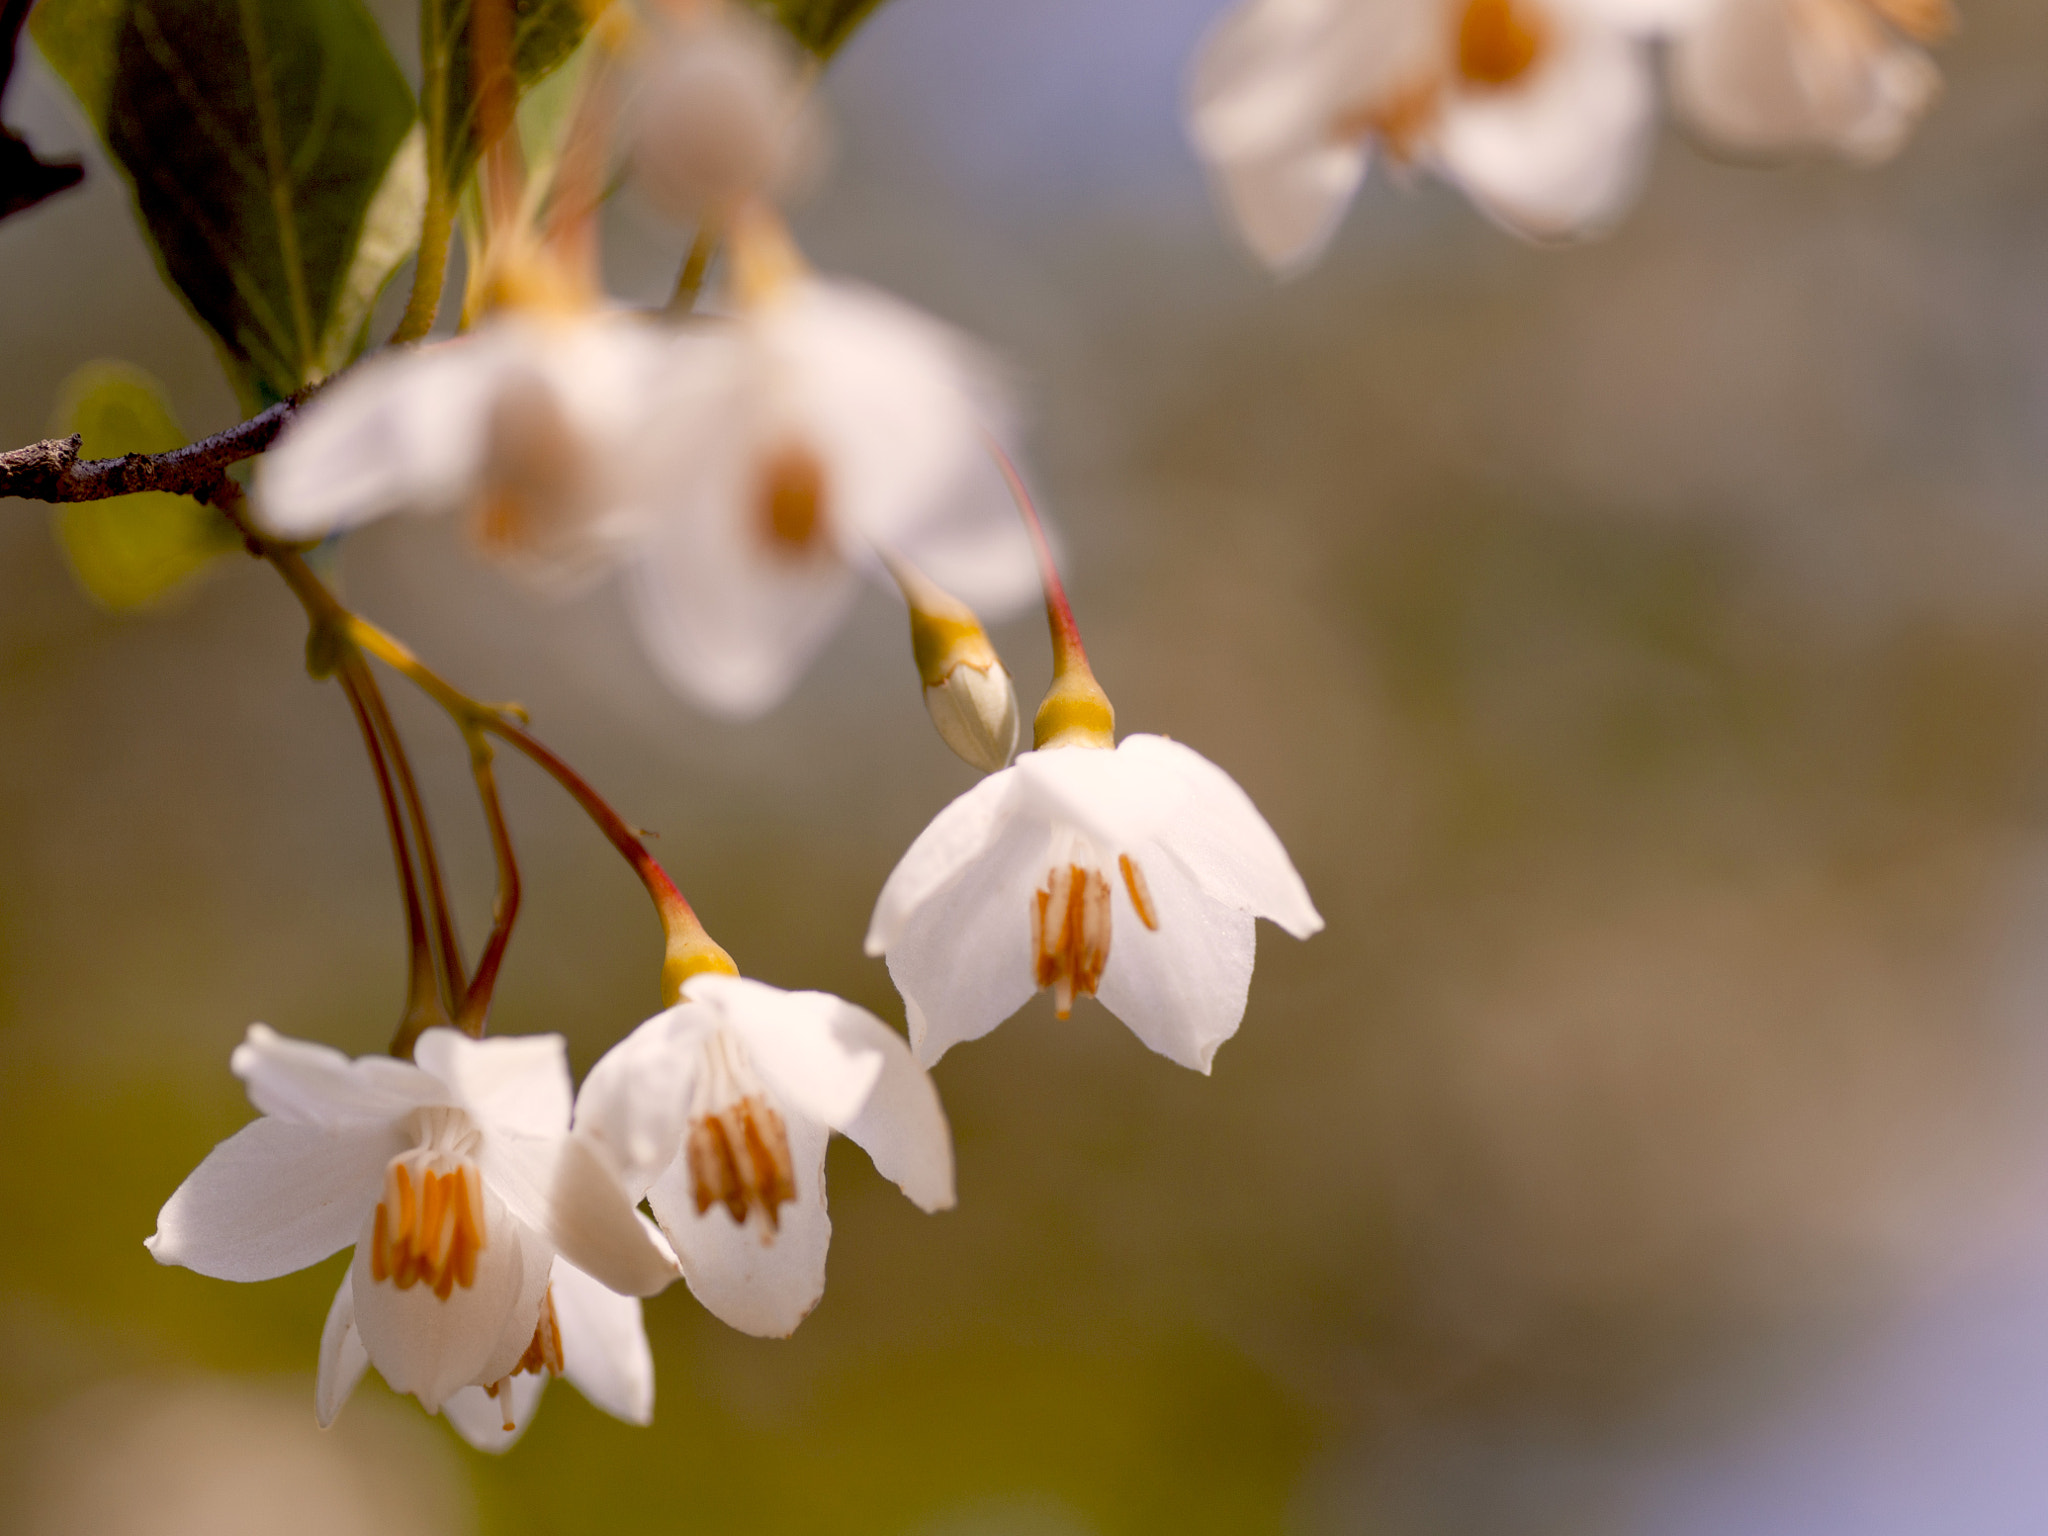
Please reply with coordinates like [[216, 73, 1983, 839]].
[[5, 0, 2048, 1534]]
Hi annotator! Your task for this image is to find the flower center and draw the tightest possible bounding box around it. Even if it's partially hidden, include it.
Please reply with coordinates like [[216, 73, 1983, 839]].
[[755, 440, 828, 555], [686, 1031, 797, 1230], [474, 371, 595, 558], [484, 1285, 564, 1432], [1455, 0, 1547, 89], [369, 1107, 486, 1302], [1030, 841, 1160, 1018]]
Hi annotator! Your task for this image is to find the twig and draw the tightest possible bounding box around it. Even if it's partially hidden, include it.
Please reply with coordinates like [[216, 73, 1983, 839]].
[[0, 395, 306, 505]]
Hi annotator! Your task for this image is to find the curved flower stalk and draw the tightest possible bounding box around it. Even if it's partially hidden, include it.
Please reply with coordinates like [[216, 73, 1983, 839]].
[[1187, 0, 1687, 270], [1668, 0, 1949, 163], [622, 207, 1038, 716], [575, 972, 955, 1337], [149, 1025, 678, 1431], [865, 453, 1323, 1073]]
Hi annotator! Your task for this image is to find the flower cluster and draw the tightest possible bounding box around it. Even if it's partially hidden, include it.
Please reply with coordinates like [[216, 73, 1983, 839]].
[[1186, 0, 1953, 270], [148, 0, 1323, 1453]]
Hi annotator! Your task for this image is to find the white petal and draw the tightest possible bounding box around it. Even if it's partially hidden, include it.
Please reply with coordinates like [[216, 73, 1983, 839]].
[[553, 1245, 657, 1426], [442, 1373, 548, 1453], [231, 1024, 443, 1125], [1210, 134, 1371, 276], [1436, 17, 1656, 240], [411, 1029, 573, 1136], [483, 1131, 681, 1298], [349, 1185, 543, 1414], [1118, 735, 1323, 939], [1012, 743, 1194, 850], [1094, 842, 1258, 1074], [254, 333, 513, 538], [147, 1116, 402, 1281], [647, 1104, 831, 1337], [865, 766, 1022, 956], [573, 1007, 701, 1203], [316, 1272, 371, 1429], [685, 974, 883, 1130], [883, 810, 1049, 1067], [825, 1009, 955, 1213]]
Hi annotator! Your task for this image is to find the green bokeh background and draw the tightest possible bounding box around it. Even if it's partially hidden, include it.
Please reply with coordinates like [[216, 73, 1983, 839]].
[[5, 1, 2048, 1531]]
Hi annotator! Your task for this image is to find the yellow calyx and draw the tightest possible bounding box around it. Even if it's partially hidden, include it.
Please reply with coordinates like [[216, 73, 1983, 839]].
[[725, 199, 808, 309], [886, 553, 1021, 773], [662, 923, 739, 1008]]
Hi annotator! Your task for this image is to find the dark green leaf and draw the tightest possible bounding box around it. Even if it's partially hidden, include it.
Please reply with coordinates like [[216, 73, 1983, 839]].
[[49, 362, 239, 610], [747, 0, 890, 58], [31, 0, 419, 403], [425, 0, 590, 195], [1, 0, 84, 221]]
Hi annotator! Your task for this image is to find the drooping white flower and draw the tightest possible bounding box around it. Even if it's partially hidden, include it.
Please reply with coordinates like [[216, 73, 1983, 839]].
[[621, 216, 1038, 716], [255, 313, 670, 588], [1187, 0, 1683, 269], [1667, 0, 1948, 164], [628, 0, 822, 224], [574, 972, 955, 1337], [865, 734, 1324, 1074], [149, 1025, 678, 1432]]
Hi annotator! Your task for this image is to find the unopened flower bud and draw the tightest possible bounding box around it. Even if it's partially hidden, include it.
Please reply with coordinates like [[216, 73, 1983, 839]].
[[629, 4, 817, 225], [887, 552, 1020, 773]]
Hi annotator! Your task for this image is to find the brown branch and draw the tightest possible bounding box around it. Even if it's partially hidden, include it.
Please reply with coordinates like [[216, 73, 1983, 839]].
[[0, 395, 306, 504]]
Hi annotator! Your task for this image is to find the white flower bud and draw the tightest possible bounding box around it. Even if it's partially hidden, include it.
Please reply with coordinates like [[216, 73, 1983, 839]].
[[629, 6, 818, 223], [924, 658, 1020, 775]]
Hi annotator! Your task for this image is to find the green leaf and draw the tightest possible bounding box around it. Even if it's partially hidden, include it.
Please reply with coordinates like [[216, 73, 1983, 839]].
[[48, 363, 239, 610], [747, 0, 890, 58], [425, 0, 591, 197], [31, 0, 419, 404]]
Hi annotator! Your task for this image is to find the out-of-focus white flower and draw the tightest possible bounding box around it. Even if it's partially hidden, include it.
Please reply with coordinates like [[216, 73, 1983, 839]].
[[623, 219, 1037, 716], [255, 314, 669, 588], [865, 733, 1324, 1074], [1668, 0, 1949, 163], [1187, 0, 1684, 269], [575, 972, 955, 1337], [628, 0, 822, 223], [149, 1026, 677, 1432]]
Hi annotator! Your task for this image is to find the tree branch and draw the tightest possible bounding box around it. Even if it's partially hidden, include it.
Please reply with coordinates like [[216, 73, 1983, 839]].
[[0, 394, 306, 505]]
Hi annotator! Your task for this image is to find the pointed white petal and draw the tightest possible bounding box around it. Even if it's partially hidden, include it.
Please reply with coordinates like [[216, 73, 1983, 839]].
[[865, 767, 1021, 956], [316, 1272, 371, 1429], [1117, 735, 1322, 939], [254, 334, 512, 538], [685, 974, 882, 1129], [883, 809, 1049, 1067], [824, 1008, 955, 1212], [573, 1006, 701, 1203], [231, 1024, 443, 1125], [552, 1244, 656, 1425], [411, 1029, 573, 1137], [482, 1131, 680, 1298], [147, 1116, 401, 1281], [441, 1373, 549, 1453], [1437, 18, 1656, 240], [1094, 842, 1258, 1074], [648, 1105, 831, 1337], [1013, 744, 1192, 852], [349, 1185, 542, 1414]]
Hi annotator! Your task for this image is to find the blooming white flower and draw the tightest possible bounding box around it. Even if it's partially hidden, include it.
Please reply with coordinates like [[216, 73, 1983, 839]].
[[622, 268, 1038, 716], [1667, 0, 1948, 163], [864, 734, 1324, 1073], [255, 313, 670, 588], [149, 1025, 678, 1435], [574, 972, 955, 1337], [1186, 0, 1684, 270]]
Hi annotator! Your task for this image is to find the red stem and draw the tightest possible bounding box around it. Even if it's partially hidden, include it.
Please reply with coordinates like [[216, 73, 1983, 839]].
[[987, 438, 1091, 676]]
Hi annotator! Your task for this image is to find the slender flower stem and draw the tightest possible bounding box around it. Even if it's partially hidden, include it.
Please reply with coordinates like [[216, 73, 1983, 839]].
[[393, 0, 456, 345], [455, 728, 520, 1035], [988, 438, 1089, 676], [668, 224, 719, 314]]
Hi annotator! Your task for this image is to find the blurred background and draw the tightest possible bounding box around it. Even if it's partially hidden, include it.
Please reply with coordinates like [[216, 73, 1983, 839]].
[[6, 0, 2048, 1531]]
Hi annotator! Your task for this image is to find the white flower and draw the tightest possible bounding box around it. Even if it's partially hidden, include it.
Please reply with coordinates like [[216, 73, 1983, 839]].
[[864, 734, 1324, 1074], [255, 314, 669, 588], [574, 972, 955, 1337], [1187, 0, 1682, 270], [1668, 0, 1948, 163], [149, 1025, 678, 1434], [622, 273, 1038, 716], [628, 0, 822, 223]]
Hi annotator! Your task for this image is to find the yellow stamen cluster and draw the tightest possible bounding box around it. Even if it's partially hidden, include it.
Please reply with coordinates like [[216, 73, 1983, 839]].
[[1033, 863, 1112, 1017], [1457, 0, 1548, 89], [688, 1093, 797, 1229], [369, 1160, 485, 1301]]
